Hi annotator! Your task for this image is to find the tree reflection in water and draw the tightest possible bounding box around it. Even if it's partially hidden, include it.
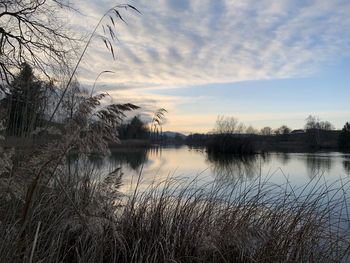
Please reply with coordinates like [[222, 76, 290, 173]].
[[88, 154, 105, 169], [274, 152, 290, 165], [66, 148, 150, 178], [305, 154, 333, 178], [109, 148, 149, 171], [343, 155, 350, 176], [65, 153, 106, 182], [206, 152, 270, 183]]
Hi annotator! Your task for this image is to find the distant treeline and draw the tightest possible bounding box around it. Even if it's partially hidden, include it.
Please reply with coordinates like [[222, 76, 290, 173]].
[[187, 129, 348, 152], [186, 116, 350, 153], [1, 66, 349, 152], [117, 116, 149, 140], [116, 115, 350, 151]]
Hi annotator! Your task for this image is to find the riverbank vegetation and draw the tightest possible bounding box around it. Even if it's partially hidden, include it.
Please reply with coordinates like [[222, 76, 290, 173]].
[[2, 91, 349, 262], [1, 153, 350, 262], [1, 1, 350, 262]]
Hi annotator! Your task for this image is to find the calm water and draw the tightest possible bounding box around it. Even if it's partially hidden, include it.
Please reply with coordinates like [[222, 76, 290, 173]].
[[68, 146, 350, 231], [73, 146, 350, 194], [67, 146, 350, 248]]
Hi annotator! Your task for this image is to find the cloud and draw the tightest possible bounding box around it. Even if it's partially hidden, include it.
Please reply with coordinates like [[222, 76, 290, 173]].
[[146, 47, 160, 62], [167, 47, 182, 62], [67, 0, 350, 92], [166, 0, 190, 12]]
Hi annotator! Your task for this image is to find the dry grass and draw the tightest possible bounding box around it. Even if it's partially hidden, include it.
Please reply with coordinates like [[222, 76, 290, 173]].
[[1, 162, 350, 262], [0, 93, 349, 262]]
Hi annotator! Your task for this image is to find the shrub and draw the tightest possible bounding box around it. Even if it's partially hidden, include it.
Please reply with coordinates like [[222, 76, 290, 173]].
[[206, 134, 256, 155]]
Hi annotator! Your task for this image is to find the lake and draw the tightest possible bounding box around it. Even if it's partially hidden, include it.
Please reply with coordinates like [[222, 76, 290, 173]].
[[67, 145, 350, 235], [72, 146, 350, 194]]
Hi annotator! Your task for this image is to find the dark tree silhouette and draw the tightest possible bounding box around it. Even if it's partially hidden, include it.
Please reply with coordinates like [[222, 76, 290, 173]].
[[339, 122, 350, 150], [117, 116, 149, 140], [274, 125, 291, 135], [305, 115, 334, 131], [0, 0, 76, 85], [61, 80, 87, 120], [3, 63, 52, 136], [260, 126, 272, 135], [127, 116, 148, 139], [305, 115, 335, 148]]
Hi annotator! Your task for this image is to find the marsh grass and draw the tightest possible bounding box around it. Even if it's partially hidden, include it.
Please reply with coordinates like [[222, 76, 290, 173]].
[[1, 3, 348, 260], [0, 92, 349, 261], [1, 159, 350, 262]]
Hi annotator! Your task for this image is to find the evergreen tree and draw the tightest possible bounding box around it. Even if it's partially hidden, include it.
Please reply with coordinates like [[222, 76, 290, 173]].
[[4, 63, 49, 137]]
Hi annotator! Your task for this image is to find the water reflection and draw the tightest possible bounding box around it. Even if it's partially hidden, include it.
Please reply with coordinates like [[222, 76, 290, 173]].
[[67, 148, 350, 188], [66, 148, 149, 177], [65, 153, 106, 183], [87, 154, 105, 169], [343, 158, 350, 176], [206, 152, 267, 183], [67, 153, 106, 170], [305, 154, 332, 178], [207, 151, 350, 184], [274, 152, 290, 165], [109, 148, 148, 171]]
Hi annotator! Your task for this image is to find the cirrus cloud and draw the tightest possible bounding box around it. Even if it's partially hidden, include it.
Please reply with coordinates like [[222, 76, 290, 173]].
[[63, 0, 350, 132], [68, 0, 350, 90]]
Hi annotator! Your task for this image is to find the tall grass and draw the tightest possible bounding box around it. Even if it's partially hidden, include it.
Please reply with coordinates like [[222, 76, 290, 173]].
[[0, 83, 349, 262], [1, 159, 349, 262], [8, 4, 350, 260]]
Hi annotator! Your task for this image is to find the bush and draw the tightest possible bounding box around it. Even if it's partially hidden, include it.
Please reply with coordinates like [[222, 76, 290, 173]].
[[206, 134, 255, 155]]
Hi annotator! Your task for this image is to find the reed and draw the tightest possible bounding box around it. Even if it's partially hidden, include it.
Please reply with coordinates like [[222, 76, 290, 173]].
[[1, 156, 349, 262]]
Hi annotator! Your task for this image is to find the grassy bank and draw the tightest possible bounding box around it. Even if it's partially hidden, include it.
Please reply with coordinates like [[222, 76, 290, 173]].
[[1, 160, 350, 262]]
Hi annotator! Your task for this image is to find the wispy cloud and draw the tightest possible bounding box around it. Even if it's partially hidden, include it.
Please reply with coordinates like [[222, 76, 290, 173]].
[[65, 0, 350, 131], [70, 0, 350, 90]]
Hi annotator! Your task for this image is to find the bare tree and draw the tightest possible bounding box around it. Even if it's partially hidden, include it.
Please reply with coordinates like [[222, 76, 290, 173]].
[[236, 123, 246, 134], [305, 115, 320, 130], [245, 125, 258, 135], [0, 0, 76, 85], [260, 126, 272, 135], [305, 115, 334, 148], [305, 115, 334, 131], [1, 1, 140, 122], [213, 116, 239, 134], [319, 121, 334, 131], [274, 125, 291, 135], [61, 80, 87, 120]]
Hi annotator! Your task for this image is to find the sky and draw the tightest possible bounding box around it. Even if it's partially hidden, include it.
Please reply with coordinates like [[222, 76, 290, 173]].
[[67, 0, 350, 133]]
